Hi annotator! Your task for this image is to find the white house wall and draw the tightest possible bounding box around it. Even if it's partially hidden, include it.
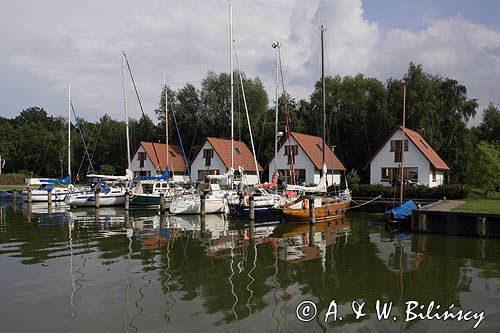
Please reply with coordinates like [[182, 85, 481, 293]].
[[130, 146, 190, 183], [269, 136, 319, 185], [313, 172, 342, 186], [370, 129, 436, 186], [130, 146, 157, 176], [190, 141, 228, 183]]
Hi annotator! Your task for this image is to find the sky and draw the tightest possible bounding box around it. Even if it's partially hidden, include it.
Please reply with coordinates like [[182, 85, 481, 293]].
[[1, 0, 499, 126]]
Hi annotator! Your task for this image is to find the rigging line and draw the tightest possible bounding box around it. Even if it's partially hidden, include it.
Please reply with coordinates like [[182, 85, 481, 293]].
[[233, 42, 261, 180], [71, 102, 96, 174], [122, 52, 162, 172], [76, 121, 97, 178], [170, 103, 192, 181], [278, 48, 295, 185]]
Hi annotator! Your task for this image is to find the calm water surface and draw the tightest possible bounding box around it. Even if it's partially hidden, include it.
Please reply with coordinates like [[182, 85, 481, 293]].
[[1, 202, 500, 332]]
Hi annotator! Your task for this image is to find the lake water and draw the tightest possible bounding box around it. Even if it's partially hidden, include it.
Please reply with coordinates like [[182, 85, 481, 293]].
[[1, 201, 499, 332]]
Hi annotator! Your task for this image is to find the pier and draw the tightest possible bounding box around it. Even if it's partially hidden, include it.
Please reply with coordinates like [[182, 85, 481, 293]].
[[412, 200, 500, 238]]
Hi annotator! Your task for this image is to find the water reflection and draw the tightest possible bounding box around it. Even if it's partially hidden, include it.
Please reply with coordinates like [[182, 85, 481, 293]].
[[1, 202, 500, 332]]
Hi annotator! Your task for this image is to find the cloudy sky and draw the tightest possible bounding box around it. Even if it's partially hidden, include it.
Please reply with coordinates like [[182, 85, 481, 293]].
[[1, 0, 499, 125]]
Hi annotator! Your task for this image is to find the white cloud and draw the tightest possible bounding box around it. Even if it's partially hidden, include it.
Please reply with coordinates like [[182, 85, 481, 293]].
[[0, 0, 499, 126]]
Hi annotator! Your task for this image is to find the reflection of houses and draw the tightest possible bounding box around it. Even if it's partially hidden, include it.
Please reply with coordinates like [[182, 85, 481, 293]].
[[268, 132, 346, 185], [130, 141, 190, 183], [365, 127, 449, 187], [271, 219, 351, 265], [190, 137, 263, 185], [369, 232, 424, 273]]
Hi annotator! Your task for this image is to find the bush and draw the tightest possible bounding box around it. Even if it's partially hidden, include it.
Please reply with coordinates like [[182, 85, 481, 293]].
[[353, 183, 469, 199], [0, 173, 29, 185]]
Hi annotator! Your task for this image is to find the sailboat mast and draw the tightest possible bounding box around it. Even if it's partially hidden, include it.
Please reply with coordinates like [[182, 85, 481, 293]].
[[399, 80, 407, 205], [122, 53, 131, 170], [229, 4, 234, 180], [272, 42, 280, 174], [68, 82, 71, 182], [321, 25, 326, 173], [164, 74, 169, 177]]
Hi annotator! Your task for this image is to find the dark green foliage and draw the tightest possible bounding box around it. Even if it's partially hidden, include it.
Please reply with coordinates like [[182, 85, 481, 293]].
[[0, 64, 493, 186], [354, 184, 469, 199]]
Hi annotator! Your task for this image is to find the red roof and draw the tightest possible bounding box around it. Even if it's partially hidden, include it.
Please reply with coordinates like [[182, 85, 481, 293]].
[[204, 137, 263, 172], [364, 127, 449, 170], [403, 127, 449, 170], [288, 132, 346, 171], [139, 141, 187, 172]]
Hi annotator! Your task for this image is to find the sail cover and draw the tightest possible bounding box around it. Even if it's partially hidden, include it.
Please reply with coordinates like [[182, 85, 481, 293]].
[[384, 200, 417, 221]]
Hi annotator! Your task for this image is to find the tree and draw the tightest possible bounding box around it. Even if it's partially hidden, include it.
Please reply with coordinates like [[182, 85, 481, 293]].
[[469, 141, 500, 195], [478, 103, 500, 142]]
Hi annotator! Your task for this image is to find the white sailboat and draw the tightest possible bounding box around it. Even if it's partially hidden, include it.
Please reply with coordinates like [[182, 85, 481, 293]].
[[23, 83, 74, 202], [65, 55, 134, 207]]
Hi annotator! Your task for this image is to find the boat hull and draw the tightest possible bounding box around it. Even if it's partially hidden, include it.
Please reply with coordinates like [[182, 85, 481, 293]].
[[65, 192, 125, 207], [228, 203, 274, 217], [280, 199, 351, 222], [169, 197, 227, 215], [22, 189, 69, 202]]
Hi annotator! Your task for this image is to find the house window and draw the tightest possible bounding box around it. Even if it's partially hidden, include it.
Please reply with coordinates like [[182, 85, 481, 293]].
[[431, 166, 436, 182], [391, 140, 408, 162], [235, 147, 241, 155], [169, 151, 176, 157], [381, 167, 418, 183], [203, 148, 214, 167], [198, 169, 219, 181], [390, 140, 408, 152], [138, 152, 146, 168], [315, 143, 323, 152], [278, 168, 306, 184], [284, 145, 298, 165], [404, 167, 418, 182]]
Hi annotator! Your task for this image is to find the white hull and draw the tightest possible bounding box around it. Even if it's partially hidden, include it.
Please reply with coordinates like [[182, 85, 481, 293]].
[[169, 196, 228, 215], [65, 190, 125, 207], [22, 189, 69, 202]]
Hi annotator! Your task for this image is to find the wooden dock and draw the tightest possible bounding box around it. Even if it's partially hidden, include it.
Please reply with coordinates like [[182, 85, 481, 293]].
[[412, 200, 500, 238]]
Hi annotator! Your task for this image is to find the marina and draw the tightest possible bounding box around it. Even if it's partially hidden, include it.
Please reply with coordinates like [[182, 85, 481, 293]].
[[1, 1, 499, 332]]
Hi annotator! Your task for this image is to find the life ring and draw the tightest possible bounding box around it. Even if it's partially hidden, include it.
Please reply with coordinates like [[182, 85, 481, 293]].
[[303, 198, 309, 209]]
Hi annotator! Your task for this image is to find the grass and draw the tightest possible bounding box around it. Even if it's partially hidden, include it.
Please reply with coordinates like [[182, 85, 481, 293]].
[[0, 184, 26, 190], [451, 190, 500, 214]]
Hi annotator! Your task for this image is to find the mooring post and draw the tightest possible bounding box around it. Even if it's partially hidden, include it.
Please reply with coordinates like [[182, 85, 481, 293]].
[[159, 192, 165, 213], [477, 217, 487, 237], [47, 189, 52, 206], [13, 190, 17, 203], [309, 222, 316, 246], [94, 188, 100, 209], [418, 214, 427, 232], [249, 194, 255, 220], [309, 196, 315, 224], [200, 194, 206, 215], [27, 188, 32, 203], [124, 190, 130, 210]]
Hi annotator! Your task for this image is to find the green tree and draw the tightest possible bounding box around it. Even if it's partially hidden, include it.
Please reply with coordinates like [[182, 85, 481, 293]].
[[469, 141, 500, 195]]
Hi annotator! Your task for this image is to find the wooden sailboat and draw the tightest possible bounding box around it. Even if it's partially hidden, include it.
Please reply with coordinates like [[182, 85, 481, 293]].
[[276, 25, 351, 223]]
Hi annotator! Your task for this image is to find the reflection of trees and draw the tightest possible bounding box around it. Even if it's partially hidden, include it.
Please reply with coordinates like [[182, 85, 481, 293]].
[[1, 207, 489, 329]]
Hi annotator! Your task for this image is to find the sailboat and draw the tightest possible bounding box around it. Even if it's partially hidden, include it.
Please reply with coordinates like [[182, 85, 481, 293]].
[[23, 83, 74, 202], [384, 80, 417, 223], [274, 26, 351, 222], [130, 78, 172, 208], [65, 55, 133, 207]]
